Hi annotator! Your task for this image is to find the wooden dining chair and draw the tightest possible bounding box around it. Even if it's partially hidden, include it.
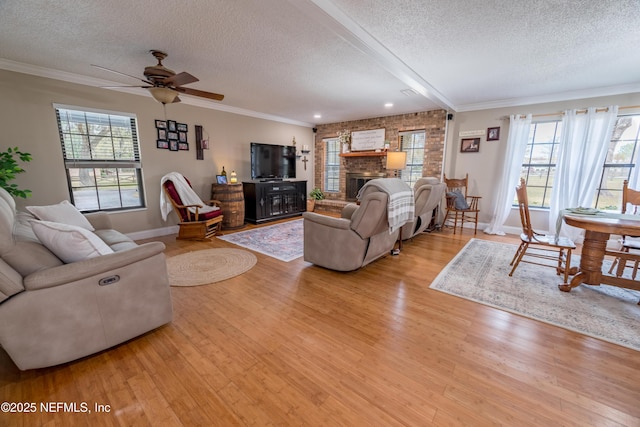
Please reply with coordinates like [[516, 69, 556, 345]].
[[608, 179, 640, 276], [509, 178, 576, 284], [443, 173, 480, 234]]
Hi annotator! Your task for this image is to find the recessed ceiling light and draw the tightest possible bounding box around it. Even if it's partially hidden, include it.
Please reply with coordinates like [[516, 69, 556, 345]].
[[314, 114, 322, 119], [384, 103, 393, 108]]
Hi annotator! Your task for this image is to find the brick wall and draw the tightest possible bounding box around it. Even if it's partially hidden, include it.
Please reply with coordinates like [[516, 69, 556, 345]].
[[313, 110, 446, 200]]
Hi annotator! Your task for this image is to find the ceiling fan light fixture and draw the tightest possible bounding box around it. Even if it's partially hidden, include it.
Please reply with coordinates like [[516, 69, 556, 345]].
[[148, 87, 177, 104]]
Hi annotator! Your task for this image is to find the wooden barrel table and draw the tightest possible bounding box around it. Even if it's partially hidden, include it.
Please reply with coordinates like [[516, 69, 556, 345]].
[[211, 183, 245, 229]]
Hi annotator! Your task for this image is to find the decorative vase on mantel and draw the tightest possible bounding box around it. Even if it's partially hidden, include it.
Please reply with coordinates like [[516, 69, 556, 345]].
[[338, 129, 351, 153]]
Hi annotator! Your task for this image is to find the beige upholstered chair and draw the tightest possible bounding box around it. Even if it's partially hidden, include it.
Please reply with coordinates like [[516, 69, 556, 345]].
[[0, 188, 173, 370], [303, 185, 399, 271], [401, 177, 446, 240]]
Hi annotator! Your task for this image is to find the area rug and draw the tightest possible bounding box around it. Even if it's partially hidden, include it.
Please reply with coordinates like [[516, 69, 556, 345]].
[[430, 238, 640, 351], [167, 248, 257, 287], [217, 219, 303, 262]]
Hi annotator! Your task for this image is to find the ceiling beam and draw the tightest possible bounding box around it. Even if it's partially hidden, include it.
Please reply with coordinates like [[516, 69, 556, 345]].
[[290, 0, 456, 111]]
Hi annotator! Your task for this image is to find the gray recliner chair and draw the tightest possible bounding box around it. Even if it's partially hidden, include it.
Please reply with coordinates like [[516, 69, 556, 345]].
[[401, 177, 446, 240], [303, 185, 399, 271], [0, 188, 173, 370]]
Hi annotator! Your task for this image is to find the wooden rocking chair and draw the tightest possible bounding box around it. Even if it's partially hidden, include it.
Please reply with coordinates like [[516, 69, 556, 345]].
[[162, 175, 223, 241]]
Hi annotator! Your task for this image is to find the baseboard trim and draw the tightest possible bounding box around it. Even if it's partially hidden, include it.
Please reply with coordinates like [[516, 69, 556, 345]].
[[126, 225, 178, 241]]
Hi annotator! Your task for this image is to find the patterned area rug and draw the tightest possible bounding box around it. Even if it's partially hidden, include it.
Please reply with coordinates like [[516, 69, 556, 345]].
[[217, 219, 303, 262], [430, 239, 640, 351], [167, 248, 257, 286]]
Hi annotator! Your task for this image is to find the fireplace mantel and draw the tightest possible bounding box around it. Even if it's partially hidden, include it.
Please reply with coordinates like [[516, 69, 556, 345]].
[[339, 151, 387, 157]]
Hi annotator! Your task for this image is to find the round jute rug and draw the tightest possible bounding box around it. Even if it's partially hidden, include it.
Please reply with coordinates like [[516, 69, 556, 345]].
[[166, 248, 257, 287]]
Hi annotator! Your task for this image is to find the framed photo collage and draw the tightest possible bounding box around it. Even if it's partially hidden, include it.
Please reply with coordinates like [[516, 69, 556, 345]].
[[156, 119, 189, 151]]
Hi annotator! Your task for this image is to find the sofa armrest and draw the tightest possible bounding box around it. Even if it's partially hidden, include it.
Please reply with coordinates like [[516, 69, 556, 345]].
[[84, 212, 113, 230], [302, 212, 351, 230], [23, 242, 166, 291]]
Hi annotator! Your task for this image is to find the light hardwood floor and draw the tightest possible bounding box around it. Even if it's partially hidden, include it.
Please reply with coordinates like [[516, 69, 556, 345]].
[[1, 219, 639, 426]]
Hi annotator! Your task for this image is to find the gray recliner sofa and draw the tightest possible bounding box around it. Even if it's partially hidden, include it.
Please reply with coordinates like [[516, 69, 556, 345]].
[[303, 183, 401, 271], [0, 188, 172, 370], [401, 177, 446, 240]]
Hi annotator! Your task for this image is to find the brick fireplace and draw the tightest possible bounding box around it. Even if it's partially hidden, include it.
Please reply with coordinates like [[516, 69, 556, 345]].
[[312, 110, 447, 205], [345, 172, 386, 201]]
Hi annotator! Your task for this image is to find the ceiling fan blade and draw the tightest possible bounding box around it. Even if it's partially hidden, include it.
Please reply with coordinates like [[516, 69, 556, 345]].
[[163, 71, 198, 87], [91, 64, 153, 85], [101, 85, 152, 89], [174, 86, 224, 101]]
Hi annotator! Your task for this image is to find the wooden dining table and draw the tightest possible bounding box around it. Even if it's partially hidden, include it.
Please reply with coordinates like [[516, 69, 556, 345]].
[[561, 213, 640, 293]]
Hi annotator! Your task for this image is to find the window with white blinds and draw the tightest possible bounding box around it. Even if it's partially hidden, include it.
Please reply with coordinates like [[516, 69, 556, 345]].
[[324, 138, 340, 192], [55, 105, 145, 212], [399, 130, 426, 187]]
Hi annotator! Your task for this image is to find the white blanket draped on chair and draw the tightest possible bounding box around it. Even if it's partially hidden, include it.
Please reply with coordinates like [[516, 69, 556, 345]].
[[357, 178, 414, 233], [160, 172, 220, 221]]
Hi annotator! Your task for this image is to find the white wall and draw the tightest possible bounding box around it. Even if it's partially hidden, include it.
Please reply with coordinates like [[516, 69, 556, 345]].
[[0, 70, 314, 235], [445, 93, 640, 233]]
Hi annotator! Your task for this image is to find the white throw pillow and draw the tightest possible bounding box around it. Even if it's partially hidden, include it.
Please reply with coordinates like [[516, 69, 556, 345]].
[[31, 220, 113, 263], [27, 200, 95, 231]]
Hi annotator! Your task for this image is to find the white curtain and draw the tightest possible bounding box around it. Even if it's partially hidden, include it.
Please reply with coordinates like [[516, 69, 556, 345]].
[[484, 114, 532, 235], [549, 106, 619, 240]]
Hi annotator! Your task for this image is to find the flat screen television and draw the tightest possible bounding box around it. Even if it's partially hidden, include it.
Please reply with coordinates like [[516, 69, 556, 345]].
[[250, 142, 296, 180]]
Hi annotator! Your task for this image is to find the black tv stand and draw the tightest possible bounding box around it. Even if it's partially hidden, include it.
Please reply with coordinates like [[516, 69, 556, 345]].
[[259, 178, 284, 182], [243, 180, 307, 224]]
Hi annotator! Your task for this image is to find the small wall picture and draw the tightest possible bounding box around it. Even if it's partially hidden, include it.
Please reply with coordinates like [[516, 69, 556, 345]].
[[201, 139, 209, 149], [169, 140, 179, 151], [167, 120, 177, 132], [178, 131, 187, 142], [178, 142, 189, 151], [167, 131, 178, 141], [157, 140, 169, 149], [177, 123, 188, 132], [487, 127, 500, 141], [155, 120, 167, 129], [157, 129, 167, 140], [461, 137, 480, 152], [216, 175, 228, 184]]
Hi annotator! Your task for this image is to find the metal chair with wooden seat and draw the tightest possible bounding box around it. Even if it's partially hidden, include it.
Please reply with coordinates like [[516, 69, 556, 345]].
[[608, 179, 640, 277], [443, 173, 481, 234], [509, 178, 576, 284]]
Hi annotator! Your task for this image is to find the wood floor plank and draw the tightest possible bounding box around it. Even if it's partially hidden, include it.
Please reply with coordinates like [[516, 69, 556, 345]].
[[1, 223, 639, 426]]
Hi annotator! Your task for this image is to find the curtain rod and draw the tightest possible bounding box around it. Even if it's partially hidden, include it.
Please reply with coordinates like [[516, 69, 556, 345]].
[[518, 105, 640, 119]]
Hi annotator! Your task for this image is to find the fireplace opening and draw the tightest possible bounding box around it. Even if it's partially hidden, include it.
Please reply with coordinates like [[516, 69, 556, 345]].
[[346, 172, 386, 201]]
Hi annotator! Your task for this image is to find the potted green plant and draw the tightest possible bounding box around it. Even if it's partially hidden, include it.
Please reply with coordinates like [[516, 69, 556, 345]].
[[0, 147, 32, 198], [307, 188, 325, 212]]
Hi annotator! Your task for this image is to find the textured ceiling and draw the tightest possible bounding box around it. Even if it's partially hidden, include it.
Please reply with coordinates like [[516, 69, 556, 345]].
[[1, 0, 639, 126]]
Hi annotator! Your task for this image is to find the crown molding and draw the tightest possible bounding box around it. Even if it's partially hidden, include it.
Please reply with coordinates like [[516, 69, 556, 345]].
[[0, 58, 314, 128], [455, 83, 640, 112]]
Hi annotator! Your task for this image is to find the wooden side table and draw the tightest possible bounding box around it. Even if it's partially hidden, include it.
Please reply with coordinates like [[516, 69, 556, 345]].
[[211, 183, 245, 229]]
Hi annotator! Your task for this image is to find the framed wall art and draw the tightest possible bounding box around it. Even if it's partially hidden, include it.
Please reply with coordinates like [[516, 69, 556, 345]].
[[460, 137, 480, 153], [155, 119, 167, 129], [169, 140, 179, 151], [487, 127, 500, 141], [157, 140, 168, 149], [177, 123, 188, 132], [178, 142, 189, 151]]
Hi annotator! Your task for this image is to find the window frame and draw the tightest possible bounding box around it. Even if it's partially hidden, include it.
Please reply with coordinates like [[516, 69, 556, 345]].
[[54, 104, 146, 213], [324, 137, 340, 192], [519, 120, 562, 209], [399, 129, 426, 188]]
